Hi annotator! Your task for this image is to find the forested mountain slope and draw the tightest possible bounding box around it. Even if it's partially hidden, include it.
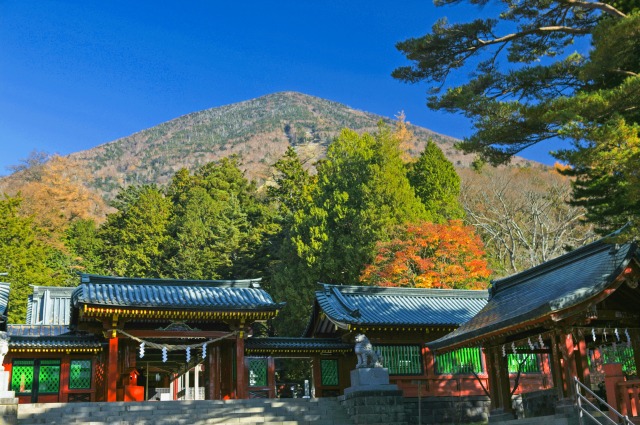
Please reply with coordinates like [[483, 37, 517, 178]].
[[63, 91, 530, 199]]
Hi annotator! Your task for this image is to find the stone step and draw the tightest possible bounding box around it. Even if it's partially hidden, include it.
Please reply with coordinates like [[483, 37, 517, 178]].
[[16, 399, 355, 425], [492, 414, 570, 425]]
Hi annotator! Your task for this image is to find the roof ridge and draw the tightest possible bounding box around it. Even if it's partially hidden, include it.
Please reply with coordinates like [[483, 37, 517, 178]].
[[319, 283, 488, 298], [80, 273, 262, 288], [324, 285, 361, 318], [489, 238, 629, 298]]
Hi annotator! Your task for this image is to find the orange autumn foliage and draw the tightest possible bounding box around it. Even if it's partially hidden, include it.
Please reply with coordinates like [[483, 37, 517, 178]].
[[360, 220, 491, 289]]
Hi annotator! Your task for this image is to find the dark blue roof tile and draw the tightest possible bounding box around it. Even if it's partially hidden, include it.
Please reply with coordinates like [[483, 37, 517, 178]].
[[7, 325, 102, 350], [72, 274, 281, 311], [316, 284, 488, 328], [429, 237, 638, 351], [245, 337, 352, 353]]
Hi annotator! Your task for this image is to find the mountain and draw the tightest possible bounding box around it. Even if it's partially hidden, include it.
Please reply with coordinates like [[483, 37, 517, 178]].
[[16, 92, 537, 200]]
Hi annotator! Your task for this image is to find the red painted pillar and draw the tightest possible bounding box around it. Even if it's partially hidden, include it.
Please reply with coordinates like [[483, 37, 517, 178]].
[[561, 332, 578, 399], [576, 337, 591, 388], [541, 353, 552, 388], [496, 348, 513, 414], [107, 337, 119, 402], [235, 336, 246, 399], [423, 347, 434, 376], [312, 356, 321, 398], [550, 332, 565, 399], [268, 357, 276, 398], [484, 347, 500, 411], [604, 363, 625, 421], [486, 346, 511, 413], [208, 347, 217, 400]]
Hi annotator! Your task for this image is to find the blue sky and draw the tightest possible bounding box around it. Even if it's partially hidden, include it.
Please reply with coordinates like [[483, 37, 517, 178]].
[[0, 1, 562, 176]]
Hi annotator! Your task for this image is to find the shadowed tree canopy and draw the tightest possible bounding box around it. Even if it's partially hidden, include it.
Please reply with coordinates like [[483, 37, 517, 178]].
[[394, 0, 640, 236]]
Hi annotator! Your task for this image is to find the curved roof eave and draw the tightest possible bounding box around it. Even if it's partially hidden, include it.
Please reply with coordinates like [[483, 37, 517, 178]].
[[428, 241, 637, 352]]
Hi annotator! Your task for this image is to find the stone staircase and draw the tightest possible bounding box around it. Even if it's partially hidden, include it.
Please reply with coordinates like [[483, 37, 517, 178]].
[[16, 398, 356, 425]]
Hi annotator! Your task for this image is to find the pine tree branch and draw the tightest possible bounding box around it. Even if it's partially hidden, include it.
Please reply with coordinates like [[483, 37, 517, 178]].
[[474, 26, 590, 50], [562, 0, 627, 18]]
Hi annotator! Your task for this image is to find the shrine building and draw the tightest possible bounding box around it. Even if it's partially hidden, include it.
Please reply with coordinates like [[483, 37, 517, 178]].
[[428, 231, 640, 421], [5, 230, 634, 413]]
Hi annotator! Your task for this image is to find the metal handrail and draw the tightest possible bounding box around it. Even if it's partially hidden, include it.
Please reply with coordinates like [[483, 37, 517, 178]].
[[574, 377, 634, 425]]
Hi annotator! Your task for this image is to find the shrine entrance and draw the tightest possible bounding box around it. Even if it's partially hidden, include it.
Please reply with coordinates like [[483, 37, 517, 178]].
[[71, 274, 284, 402], [244, 337, 354, 398], [274, 358, 312, 398], [113, 328, 242, 401]]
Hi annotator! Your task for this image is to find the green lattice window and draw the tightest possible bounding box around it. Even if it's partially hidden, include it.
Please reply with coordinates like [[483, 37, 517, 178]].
[[69, 360, 92, 389], [321, 359, 339, 386], [11, 359, 35, 394], [435, 347, 483, 374], [594, 346, 636, 375], [508, 353, 540, 373], [374, 345, 423, 375], [248, 358, 268, 387], [37, 359, 61, 393]]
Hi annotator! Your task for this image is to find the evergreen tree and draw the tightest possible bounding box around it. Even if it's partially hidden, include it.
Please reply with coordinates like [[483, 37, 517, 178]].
[[0, 195, 57, 323], [393, 1, 640, 235], [99, 185, 172, 277], [293, 126, 427, 285], [408, 141, 464, 221], [165, 185, 245, 280], [65, 218, 105, 275], [267, 147, 315, 221], [166, 157, 278, 279], [266, 148, 317, 336]]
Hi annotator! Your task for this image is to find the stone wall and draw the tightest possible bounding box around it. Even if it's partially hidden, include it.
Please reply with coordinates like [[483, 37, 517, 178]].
[[512, 388, 558, 419], [404, 395, 490, 425], [340, 390, 408, 425], [0, 397, 18, 425]]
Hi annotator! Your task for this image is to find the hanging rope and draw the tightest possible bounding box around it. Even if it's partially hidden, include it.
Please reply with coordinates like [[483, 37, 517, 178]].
[[107, 329, 238, 351]]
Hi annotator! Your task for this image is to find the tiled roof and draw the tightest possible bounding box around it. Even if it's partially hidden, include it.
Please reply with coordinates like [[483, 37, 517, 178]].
[[0, 282, 9, 319], [71, 274, 282, 311], [315, 284, 488, 329], [245, 337, 352, 354], [27, 286, 74, 325], [7, 325, 102, 351], [429, 237, 638, 351]]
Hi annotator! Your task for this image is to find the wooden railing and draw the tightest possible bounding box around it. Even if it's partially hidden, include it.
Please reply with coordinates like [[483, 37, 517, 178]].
[[575, 376, 633, 425], [617, 380, 640, 418]]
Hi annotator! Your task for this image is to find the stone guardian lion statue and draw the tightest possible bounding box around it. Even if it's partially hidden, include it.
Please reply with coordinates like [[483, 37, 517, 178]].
[[354, 334, 383, 368]]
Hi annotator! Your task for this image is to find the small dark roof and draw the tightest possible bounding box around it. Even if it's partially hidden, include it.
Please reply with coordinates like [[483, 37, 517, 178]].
[[429, 237, 638, 351], [0, 282, 9, 320], [7, 325, 102, 350], [245, 337, 352, 354], [315, 284, 488, 330], [71, 274, 282, 311]]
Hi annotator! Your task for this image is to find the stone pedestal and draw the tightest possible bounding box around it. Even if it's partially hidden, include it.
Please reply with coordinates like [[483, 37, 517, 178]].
[[339, 367, 407, 424], [344, 368, 399, 395]]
